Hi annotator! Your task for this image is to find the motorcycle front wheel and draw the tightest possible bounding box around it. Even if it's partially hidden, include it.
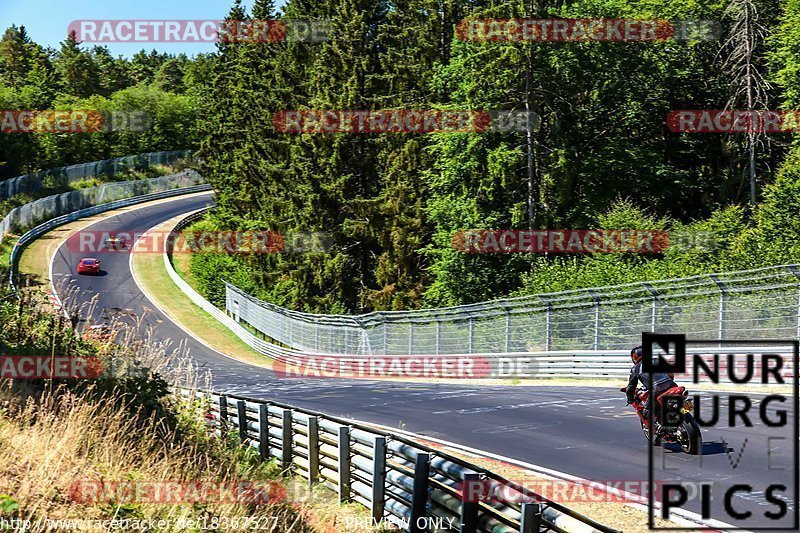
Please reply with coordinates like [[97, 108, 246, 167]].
[[641, 421, 661, 446]]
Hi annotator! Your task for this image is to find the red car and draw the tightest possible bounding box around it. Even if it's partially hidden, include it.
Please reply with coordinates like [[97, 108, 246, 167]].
[[77, 257, 101, 275]]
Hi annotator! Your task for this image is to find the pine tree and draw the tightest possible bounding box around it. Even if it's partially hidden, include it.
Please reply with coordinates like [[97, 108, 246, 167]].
[[54, 31, 99, 97], [0, 25, 32, 88]]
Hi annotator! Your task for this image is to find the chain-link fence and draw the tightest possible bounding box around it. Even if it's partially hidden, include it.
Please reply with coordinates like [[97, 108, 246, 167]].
[[0, 150, 192, 200], [0, 170, 205, 242], [225, 265, 800, 355]]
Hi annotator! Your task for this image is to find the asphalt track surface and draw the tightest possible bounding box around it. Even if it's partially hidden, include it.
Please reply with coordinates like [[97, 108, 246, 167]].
[[50, 193, 798, 531]]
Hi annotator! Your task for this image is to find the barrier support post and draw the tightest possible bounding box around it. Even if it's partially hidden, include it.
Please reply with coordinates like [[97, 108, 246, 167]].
[[519, 503, 542, 533], [258, 404, 269, 460], [409, 453, 430, 533], [218, 395, 228, 433], [337, 426, 351, 503], [459, 472, 480, 533], [281, 409, 293, 473], [371, 437, 387, 523], [307, 416, 319, 486], [237, 400, 248, 443]]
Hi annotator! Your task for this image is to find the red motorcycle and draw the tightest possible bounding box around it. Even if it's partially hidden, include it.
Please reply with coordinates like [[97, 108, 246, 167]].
[[620, 385, 702, 455]]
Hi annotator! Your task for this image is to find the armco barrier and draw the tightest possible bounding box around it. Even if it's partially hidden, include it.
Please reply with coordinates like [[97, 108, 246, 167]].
[[176, 387, 619, 533], [0, 150, 191, 200], [8, 182, 211, 293], [165, 212, 797, 380]]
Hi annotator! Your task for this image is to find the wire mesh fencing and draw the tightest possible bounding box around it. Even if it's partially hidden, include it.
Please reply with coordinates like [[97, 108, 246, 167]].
[[0, 170, 205, 242], [225, 265, 800, 355], [0, 150, 192, 200]]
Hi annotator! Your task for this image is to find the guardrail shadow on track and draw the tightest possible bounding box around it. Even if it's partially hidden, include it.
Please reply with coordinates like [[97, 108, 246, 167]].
[[177, 387, 619, 533]]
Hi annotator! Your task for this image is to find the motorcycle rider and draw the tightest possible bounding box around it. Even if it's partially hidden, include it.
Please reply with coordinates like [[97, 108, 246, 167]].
[[625, 345, 678, 429]]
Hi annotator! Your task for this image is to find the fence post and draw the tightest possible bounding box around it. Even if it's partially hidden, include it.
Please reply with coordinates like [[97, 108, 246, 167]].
[[519, 503, 542, 533], [258, 404, 269, 460], [588, 290, 601, 350], [787, 266, 800, 339], [468, 317, 474, 353], [543, 298, 552, 351], [281, 409, 293, 473], [371, 437, 387, 523], [307, 416, 319, 486], [218, 395, 228, 433], [644, 283, 658, 333], [709, 275, 726, 340], [460, 472, 480, 533], [383, 318, 388, 355], [236, 400, 248, 443], [435, 320, 441, 356], [409, 322, 414, 355], [409, 453, 430, 533], [504, 307, 511, 353], [337, 426, 351, 503]]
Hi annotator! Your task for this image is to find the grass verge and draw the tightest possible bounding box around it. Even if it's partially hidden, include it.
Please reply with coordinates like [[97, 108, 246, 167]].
[[129, 214, 274, 370]]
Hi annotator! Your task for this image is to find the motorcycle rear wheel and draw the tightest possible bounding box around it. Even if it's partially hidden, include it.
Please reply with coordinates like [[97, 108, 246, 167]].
[[675, 414, 701, 455]]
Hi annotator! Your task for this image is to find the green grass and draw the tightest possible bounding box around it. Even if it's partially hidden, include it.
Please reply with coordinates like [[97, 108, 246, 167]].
[[130, 217, 274, 370]]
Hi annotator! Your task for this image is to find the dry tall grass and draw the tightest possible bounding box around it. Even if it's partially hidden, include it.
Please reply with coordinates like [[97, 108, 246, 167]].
[[0, 286, 379, 532], [0, 288, 309, 531], [0, 382, 310, 531]]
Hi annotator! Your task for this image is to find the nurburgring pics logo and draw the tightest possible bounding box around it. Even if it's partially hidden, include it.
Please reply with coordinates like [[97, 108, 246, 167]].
[[642, 333, 798, 530], [456, 19, 720, 42], [0, 110, 150, 133], [668, 110, 800, 133], [68, 20, 330, 43], [272, 110, 538, 134]]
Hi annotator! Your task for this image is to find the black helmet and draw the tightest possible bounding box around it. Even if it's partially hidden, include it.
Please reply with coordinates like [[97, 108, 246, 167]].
[[630, 345, 643, 364]]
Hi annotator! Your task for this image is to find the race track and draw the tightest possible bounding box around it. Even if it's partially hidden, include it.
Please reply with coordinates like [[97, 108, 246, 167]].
[[49, 193, 798, 530]]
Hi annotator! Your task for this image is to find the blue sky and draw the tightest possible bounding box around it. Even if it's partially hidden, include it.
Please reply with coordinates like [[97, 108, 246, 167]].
[[0, 0, 286, 57]]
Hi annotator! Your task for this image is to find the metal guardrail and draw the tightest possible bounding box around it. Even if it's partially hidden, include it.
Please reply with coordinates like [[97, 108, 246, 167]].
[[163, 208, 295, 360], [224, 265, 800, 356], [165, 212, 797, 380], [0, 150, 192, 200], [7, 180, 211, 293], [176, 387, 618, 533]]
